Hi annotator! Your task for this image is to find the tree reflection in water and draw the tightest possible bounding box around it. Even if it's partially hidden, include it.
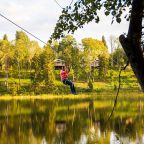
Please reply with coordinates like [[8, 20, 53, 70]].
[[0, 99, 143, 143]]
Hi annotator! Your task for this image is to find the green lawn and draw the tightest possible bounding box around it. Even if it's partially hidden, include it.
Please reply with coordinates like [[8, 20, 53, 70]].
[[0, 69, 141, 96]]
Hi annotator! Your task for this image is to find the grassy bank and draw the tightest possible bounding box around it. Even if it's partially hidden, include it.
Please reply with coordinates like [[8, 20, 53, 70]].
[[0, 69, 141, 96]]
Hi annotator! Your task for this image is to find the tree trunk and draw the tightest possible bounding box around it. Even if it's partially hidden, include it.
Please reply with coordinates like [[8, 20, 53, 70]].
[[119, 0, 144, 91], [18, 60, 21, 90], [5, 58, 9, 90]]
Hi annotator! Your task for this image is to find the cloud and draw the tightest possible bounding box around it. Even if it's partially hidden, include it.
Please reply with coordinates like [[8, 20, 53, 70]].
[[0, 0, 62, 43], [0, 0, 129, 48]]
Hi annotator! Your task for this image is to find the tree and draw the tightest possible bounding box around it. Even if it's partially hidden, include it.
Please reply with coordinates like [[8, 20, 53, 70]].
[[0, 35, 14, 89], [14, 31, 30, 87], [112, 48, 127, 69], [31, 44, 55, 93], [27, 41, 41, 71], [42, 45, 55, 87], [109, 35, 122, 67], [58, 35, 76, 66], [58, 35, 80, 80], [31, 47, 42, 93], [51, 0, 144, 91], [3, 34, 8, 41], [102, 35, 108, 49], [81, 38, 109, 87], [98, 52, 109, 79]]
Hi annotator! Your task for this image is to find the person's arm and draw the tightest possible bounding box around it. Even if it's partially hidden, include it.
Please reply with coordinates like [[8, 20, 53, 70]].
[[68, 67, 70, 73], [66, 67, 70, 73]]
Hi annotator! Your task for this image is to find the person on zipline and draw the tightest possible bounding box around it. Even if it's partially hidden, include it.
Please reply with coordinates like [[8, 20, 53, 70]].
[[60, 66, 76, 95]]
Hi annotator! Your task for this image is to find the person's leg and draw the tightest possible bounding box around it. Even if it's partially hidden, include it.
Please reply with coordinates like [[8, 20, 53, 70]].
[[71, 82, 76, 94], [63, 79, 76, 94]]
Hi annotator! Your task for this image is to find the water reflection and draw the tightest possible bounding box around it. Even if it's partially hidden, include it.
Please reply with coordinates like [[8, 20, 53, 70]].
[[0, 99, 144, 144]]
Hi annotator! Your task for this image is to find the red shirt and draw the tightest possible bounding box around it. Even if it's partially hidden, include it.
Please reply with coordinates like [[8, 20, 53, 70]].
[[60, 70, 69, 81]]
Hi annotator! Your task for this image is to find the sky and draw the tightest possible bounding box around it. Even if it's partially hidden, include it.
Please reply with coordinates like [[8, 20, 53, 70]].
[[0, 0, 129, 50]]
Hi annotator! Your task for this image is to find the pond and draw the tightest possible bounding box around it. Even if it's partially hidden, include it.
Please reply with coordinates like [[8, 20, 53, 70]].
[[0, 94, 144, 144]]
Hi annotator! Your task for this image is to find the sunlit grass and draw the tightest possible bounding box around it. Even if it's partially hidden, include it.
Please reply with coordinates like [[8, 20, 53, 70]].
[[0, 78, 31, 84], [0, 89, 143, 100]]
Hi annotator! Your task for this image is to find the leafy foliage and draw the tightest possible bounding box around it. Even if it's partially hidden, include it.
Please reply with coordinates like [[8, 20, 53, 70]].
[[51, 0, 132, 39], [112, 48, 128, 69], [58, 35, 81, 80], [81, 38, 109, 79], [0, 31, 138, 95]]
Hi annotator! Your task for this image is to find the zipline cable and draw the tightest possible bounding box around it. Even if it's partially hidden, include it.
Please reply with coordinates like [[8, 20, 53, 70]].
[[54, 0, 74, 9], [0, 13, 47, 45], [54, 0, 64, 9], [0, 0, 74, 44], [69, 0, 74, 7]]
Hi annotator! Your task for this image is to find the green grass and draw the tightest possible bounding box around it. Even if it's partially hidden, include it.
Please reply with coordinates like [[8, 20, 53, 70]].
[[0, 78, 31, 84], [0, 69, 141, 96]]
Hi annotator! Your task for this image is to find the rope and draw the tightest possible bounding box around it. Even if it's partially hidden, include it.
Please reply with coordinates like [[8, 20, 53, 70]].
[[0, 1, 74, 44], [69, 0, 74, 7], [0, 13, 47, 45], [54, 0, 64, 9], [106, 61, 129, 123], [54, 0, 74, 9]]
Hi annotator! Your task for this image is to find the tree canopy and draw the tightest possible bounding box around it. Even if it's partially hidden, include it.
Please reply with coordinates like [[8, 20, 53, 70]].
[[51, 0, 132, 39], [51, 0, 144, 91]]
